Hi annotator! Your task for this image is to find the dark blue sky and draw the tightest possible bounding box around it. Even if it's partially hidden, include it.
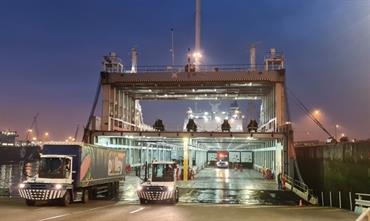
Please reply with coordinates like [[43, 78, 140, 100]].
[[0, 0, 369, 141]]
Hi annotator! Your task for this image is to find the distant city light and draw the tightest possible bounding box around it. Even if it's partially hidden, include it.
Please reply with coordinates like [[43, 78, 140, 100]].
[[313, 110, 320, 116]]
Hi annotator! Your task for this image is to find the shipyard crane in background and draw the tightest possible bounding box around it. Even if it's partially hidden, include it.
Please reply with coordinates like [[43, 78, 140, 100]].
[[25, 113, 40, 142], [74, 125, 79, 141], [287, 88, 337, 142]]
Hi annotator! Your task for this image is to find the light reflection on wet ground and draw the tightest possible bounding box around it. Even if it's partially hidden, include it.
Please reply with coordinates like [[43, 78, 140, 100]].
[[119, 168, 300, 205]]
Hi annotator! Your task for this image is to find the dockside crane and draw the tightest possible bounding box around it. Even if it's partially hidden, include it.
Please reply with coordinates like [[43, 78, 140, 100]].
[[287, 88, 336, 142], [25, 113, 40, 141], [74, 125, 79, 141]]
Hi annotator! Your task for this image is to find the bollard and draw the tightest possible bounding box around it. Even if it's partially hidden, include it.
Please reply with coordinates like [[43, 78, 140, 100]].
[[321, 192, 325, 206], [349, 192, 353, 211], [339, 191, 341, 209], [329, 191, 332, 207]]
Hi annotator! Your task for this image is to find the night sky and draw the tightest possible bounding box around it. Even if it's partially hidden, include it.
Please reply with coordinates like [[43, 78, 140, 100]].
[[0, 0, 369, 141]]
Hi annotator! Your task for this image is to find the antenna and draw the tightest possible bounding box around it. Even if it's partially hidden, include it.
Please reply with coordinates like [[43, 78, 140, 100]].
[[194, 0, 202, 70], [195, 0, 201, 53], [130, 48, 138, 73], [170, 28, 175, 66], [249, 41, 261, 71], [249, 44, 256, 71]]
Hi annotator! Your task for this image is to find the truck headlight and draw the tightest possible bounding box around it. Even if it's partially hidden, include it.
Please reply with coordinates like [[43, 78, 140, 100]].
[[55, 184, 62, 190], [19, 183, 26, 189], [167, 186, 174, 192], [137, 185, 143, 191]]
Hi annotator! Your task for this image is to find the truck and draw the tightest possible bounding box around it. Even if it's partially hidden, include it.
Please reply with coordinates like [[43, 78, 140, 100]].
[[18, 143, 125, 206], [136, 161, 179, 204]]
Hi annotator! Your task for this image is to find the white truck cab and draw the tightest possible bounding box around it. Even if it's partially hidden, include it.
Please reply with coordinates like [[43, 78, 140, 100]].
[[18, 154, 74, 206], [137, 161, 179, 204]]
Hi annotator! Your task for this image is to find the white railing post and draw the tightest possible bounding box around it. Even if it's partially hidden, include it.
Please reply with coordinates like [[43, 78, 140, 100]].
[[329, 191, 332, 207], [339, 191, 342, 209], [321, 192, 325, 206], [350, 192, 353, 211]]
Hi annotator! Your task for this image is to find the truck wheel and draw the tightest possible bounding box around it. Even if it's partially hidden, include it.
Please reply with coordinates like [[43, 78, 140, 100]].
[[89, 188, 97, 200], [82, 189, 89, 203], [171, 196, 176, 204], [61, 190, 71, 206], [171, 191, 178, 204], [114, 182, 120, 196], [176, 188, 179, 203], [106, 183, 113, 199], [139, 198, 146, 204], [25, 199, 36, 206], [111, 182, 117, 198]]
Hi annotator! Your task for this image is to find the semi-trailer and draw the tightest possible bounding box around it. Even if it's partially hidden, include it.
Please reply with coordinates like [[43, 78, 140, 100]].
[[18, 143, 125, 206]]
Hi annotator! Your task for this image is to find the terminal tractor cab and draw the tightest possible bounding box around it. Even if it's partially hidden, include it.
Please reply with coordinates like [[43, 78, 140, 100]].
[[136, 161, 179, 204]]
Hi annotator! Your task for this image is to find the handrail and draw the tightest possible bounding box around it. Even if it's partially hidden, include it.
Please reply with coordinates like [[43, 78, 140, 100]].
[[113, 63, 283, 73], [356, 193, 370, 208], [284, 175, 314, 195], [355, 192, 370, 220], [284, 175, 318, 204], [356, 193, 370, 198]]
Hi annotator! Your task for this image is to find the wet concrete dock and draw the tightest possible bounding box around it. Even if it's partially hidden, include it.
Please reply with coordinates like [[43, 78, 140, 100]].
[[120, 167, 301, 205]]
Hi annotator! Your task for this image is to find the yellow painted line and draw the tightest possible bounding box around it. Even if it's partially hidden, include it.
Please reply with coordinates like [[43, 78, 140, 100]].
[[129, 207, 145, 214], [86, 204, 116, 211], [37, 204, 117, 221], [38, 213, 72, 221]]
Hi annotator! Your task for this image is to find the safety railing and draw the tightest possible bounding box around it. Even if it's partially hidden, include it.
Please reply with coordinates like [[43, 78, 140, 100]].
[[320, 191, 356, 210], [284, 175, 310, 193], [355, 193, 370, 220], [110, 117, 154, 132], [284, 175, 318, 205], [355, 193, 370, 208], [118, 64, 276, 73]]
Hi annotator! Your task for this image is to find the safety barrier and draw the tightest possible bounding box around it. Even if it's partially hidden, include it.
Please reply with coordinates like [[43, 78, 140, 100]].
[[320, 191, 356, 210], [132, 64, 268, 73], [284, 175, 318, 205], [355, 193, 370, 221]]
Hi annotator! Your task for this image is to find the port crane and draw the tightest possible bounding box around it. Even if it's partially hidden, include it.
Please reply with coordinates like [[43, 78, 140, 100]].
[[25, 113, 40, 141]]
